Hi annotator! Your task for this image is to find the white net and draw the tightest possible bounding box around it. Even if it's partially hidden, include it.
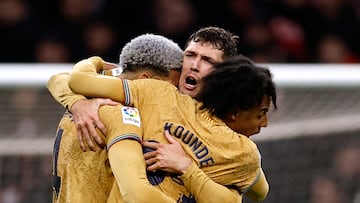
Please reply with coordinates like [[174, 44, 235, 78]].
[[0, 64, 359, 203]]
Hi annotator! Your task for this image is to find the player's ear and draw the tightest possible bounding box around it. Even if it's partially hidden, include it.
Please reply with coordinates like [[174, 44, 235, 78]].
[[138, 71, 152, 79]]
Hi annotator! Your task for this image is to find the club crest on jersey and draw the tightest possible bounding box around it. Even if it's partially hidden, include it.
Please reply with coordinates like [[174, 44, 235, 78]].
[[121, 107, 141, 127]]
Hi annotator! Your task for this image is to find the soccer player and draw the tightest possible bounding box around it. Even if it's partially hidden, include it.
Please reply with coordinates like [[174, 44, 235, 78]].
[[67, 55, 277, 202], [49, 33, 244, 203], [50, 27, 264, 202], [49, 33, 184, 203], [71, 26, 240, 152]]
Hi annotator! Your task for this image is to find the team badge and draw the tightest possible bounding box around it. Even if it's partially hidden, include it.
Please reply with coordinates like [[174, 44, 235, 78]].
[[121, 107, 141, 127]]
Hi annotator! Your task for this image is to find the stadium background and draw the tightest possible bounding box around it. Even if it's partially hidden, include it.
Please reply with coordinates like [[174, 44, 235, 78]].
[[0, 0, 360, 202]]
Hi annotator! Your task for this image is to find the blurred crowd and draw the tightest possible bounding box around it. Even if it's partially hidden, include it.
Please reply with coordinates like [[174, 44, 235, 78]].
[[1, 0, 360, 63], [308, 144, 360, 203], [1, 1, 359, 202]]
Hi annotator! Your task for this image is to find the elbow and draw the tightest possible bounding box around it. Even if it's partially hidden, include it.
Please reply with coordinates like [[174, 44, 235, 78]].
[[122, 191, 149, 203], [246, 181, 269, 202], [47, 75, 55, 89], [121, 182, 158, 203], [47, 72, 68, 89], [248, 193, 268, 202], [253, 183, 269, 202], [68, 72, 84, 94], [255, 192, 268, 202]]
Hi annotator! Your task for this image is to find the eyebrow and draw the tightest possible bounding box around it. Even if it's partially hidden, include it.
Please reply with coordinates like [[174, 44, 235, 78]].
[[185, 50, 217, 64], [259, 108, 269, 114], [201, 55, 217, 64]]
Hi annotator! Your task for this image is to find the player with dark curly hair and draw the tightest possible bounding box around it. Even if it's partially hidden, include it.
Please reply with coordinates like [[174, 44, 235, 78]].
[[67, 54, 277, 202]]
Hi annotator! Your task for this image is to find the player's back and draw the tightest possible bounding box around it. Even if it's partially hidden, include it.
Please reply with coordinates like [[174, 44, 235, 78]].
[[52, 111, 114, 203], [129, 79, 261, 193]]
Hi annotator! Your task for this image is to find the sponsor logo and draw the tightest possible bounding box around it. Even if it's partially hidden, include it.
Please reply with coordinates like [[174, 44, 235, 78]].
[[121, 107, 141, 127]]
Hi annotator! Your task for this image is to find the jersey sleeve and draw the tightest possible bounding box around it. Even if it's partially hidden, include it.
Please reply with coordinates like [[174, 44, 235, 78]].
[[68, 56, 129, 105], [47, 72, 86, 110], [98, 105, 142, 148], [244, 169, 269, 202], [232, 142, 269, 201], [67, 56, 177, 108], [180, 162, 243, 203], [108, 140, 176, 203], [98, 104, 176, 202]]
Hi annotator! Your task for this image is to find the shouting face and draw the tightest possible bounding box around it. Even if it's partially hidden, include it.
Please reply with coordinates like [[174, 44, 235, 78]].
[[178, 41, 224, 98]]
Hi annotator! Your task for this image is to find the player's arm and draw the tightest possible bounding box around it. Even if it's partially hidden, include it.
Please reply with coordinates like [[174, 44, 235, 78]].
[[144, 130, 243, 203], [175, 159, 270, 202], [100, 105, 175, 203], [244, 169, 269, 202], [179, 162, 269, 202], [180, 162, 243, 203], [68, 56, 127, 103], [178, 149, 268, 202], [108, 140, 176, 203], [71, 98, 119, 151], [47, 70, 118, 151], [47, 72, 86, 111]]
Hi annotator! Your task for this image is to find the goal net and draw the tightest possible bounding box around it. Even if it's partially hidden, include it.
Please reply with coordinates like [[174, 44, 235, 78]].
[[0, 64, 359, 203]]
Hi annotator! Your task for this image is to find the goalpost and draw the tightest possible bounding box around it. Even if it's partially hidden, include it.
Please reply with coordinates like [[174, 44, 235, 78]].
[[1, 63, 360, 87]]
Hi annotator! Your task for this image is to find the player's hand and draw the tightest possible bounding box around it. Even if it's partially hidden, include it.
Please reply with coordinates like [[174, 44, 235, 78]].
[[143, 130, 192, 174], [71, 98, 119, 152]]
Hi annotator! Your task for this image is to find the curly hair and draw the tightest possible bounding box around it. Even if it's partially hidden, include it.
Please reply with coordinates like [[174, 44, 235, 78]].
[[185, 26, 239, 57], [197, 55, 277, 119], [119, 34, 183, 75]]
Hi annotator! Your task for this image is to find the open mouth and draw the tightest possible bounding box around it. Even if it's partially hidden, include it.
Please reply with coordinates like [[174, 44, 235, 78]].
[[185, 76, 197, 86]]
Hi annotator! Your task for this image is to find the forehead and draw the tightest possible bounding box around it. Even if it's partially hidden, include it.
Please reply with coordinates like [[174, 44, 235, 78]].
[[262, 96, 271, 105], [247, 96, 271, 112], [184, 41, 224, 62], [240, 96, 271, 117], [258, 96, 271, 111]]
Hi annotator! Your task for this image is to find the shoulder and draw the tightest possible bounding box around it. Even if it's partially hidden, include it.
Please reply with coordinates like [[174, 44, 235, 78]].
[[129, 79, 179, 96], [130, 78, 175, 88], [239, 136, 259, 158], [98, 104, 123, 118]]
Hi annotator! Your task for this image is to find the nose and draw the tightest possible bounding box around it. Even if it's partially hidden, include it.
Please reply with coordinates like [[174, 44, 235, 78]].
[[260, 115, 268, 127], [190, 56, 201, 72]]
